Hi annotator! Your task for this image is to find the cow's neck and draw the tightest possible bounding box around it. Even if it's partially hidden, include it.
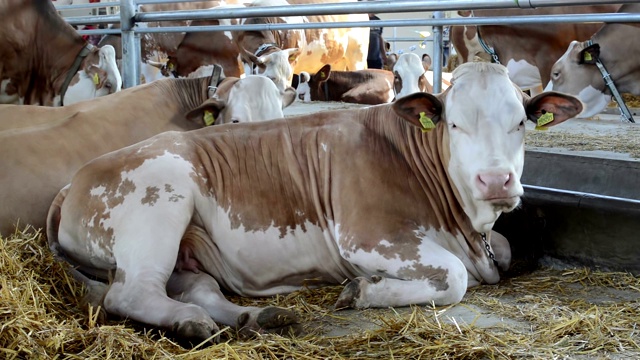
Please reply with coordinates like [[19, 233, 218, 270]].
[[157, 77, 210, 124], [594, 24, 640, 95]]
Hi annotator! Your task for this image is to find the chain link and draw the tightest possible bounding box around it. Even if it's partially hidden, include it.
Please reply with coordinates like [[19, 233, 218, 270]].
[[481, 232, 498, 266]]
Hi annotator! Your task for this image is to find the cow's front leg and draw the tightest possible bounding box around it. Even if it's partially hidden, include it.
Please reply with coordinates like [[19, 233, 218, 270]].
[[335, 241, 468, 309]]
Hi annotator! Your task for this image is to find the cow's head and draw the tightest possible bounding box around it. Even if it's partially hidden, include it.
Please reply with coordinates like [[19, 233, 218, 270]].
[[63, 45, 123, 106], [244, 47, 300, 93], [393, 53, 432, 99], [185, 75, 296, 125], [296, 71, 312, 102], [393, 62, 582, 233], [546, 41, 610, 118]]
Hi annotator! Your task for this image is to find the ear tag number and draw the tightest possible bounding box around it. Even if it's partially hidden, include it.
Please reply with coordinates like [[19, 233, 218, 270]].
[[535, 112, 554, 130]]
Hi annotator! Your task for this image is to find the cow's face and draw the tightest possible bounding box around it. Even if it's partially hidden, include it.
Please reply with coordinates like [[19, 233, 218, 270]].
[[393, 53, 430, 99], [295, 71, 312, 102], [63, 45, 123, 106], [393, 63, 582, 233], [185, 76, 296, 125], [252, 48, 300, 93], [546, 41, 610, 118]]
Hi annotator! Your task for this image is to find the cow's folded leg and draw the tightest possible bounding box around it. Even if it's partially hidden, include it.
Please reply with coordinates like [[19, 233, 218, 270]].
[[103, 269, 219, 343], [167, 271, 301, 337]]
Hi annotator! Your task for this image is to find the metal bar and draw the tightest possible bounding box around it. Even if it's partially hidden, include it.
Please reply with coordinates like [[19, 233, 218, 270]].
[[523, 185, 640, 211], [135, 0, 640, 23], [124, 13, 640, 34], [120, 0, 139, 89], [66, 15, 120, 26], [432, 11, 444, 93]]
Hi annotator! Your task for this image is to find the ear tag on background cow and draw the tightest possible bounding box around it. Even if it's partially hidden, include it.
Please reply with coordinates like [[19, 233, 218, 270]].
[[535, 112, 554, 130], [168, 63, 175, 71], [92, 73, 100, 85], [203, 110, 215, 126], [583, 52, 593, 62], [320, 71, 326, 78], [419, 111, 435, 133], [288, 55, 296, 62]]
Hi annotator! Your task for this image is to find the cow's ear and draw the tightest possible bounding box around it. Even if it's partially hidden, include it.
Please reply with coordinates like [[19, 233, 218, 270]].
[[185, 98, 226, 126], [579, 43, 600, 65], [392, 92, 443, 131], [524, 91, 583, 128], [85, 65, 108, 89], [285, 48, 300, 64], [314, 64, 332, 83], [282, 87, 297, 108]]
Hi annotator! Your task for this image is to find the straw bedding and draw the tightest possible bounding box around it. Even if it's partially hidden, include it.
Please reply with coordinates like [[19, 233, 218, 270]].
[[2, 228, 639, 359]]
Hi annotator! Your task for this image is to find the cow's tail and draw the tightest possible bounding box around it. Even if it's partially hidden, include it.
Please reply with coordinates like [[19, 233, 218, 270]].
[[46, 185, 109, 321]]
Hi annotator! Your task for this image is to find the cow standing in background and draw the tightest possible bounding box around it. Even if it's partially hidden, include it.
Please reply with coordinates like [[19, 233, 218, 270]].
[[47, 63, 582, 342], [0, 74, 296, 235], [451, 5, 621, 95], [234, 0, 369, 92], [546, 3, 640, 118], [0, 0, 121, 106]]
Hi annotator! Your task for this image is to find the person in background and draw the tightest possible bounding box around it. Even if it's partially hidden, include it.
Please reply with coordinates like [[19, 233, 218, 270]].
[[367, 13, 386, 69]]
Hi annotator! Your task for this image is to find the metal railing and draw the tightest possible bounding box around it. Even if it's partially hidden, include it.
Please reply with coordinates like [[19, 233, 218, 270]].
[[56, 0, 640, 91]]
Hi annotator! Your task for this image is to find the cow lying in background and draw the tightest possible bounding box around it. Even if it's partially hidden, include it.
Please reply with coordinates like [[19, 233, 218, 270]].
[[47, 62, 582, 342], [295, 65, 394, 104], [1, 0, 121, 106], [451, 5, 621, 95], [546, 3, 640, 117], [0, 74, 295, 235]]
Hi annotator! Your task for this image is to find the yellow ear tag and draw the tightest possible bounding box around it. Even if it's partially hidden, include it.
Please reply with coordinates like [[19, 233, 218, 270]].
[[419, 112, 435, 133], [583, 52, 592, 62], [203, 110, 215, 126], [168, 63, 175, 71], [535, 112, 554, 130], [92, 73, 100, 85], [320, 71, 326, 78], [288, 55, 297, 62]]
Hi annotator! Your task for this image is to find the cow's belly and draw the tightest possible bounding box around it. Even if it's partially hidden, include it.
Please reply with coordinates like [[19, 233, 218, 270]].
[[198, 207, 360, 297]]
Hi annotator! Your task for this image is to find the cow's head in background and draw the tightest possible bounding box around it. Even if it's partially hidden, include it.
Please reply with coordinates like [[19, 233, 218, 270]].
[[242, 47, 300, 93], [186, 75, 296, 125], [62, 45, 122, 105], [393, 53, 432, 98]]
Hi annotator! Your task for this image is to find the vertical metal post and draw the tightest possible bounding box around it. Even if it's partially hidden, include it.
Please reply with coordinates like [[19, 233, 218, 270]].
[[432, 11, 444, 94], [120, 0, 139, 88]]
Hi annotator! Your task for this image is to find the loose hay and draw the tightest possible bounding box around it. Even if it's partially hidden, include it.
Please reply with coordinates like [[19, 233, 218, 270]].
[[526, 125, 640, 158], [2, 229, 639, 359]]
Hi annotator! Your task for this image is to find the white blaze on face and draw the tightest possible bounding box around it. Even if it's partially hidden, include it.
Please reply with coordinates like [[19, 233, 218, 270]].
[[393, 53, 427, 99], [219, 75, 286, 123], [547, 41, 609, 117], [445, 64, 525, 233], [296, 71, 311, 102]]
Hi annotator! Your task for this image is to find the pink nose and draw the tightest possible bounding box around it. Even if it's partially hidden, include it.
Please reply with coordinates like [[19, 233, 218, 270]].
[[476, 173, 513, 199]]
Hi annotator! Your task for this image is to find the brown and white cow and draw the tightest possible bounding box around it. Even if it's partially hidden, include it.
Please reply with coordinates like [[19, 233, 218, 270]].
[[234, 0, 369, 92], [0, 74, 295, 235], [451, 5, 621, 95], [295, 65, 395, 104], [392, 53, 432, 98], [46, 62, 582, 342], [545, 4, 640, 118], [0, 0, 121, 106]]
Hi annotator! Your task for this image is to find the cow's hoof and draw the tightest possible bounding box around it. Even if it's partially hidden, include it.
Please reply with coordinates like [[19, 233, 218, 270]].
[[335, 277, 370, 309], [238, 306, 302, 337], [173, 319, 220, 344]]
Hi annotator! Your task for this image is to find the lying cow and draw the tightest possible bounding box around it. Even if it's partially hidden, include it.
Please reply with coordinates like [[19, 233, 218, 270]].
[[451, 5, 621, 95], [1, 0, 121, 105], [0, 74, 295, 235], [545, 3, 640, 118], [295, 65, 394, 104], [47, 62, 582, 342]]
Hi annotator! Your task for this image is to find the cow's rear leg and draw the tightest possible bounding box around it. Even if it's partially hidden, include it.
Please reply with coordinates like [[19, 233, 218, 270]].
[[167, 271, 301, 337]]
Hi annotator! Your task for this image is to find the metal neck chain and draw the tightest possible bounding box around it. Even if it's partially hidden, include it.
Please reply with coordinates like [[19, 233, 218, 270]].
[[481, 232, 498, 266]]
